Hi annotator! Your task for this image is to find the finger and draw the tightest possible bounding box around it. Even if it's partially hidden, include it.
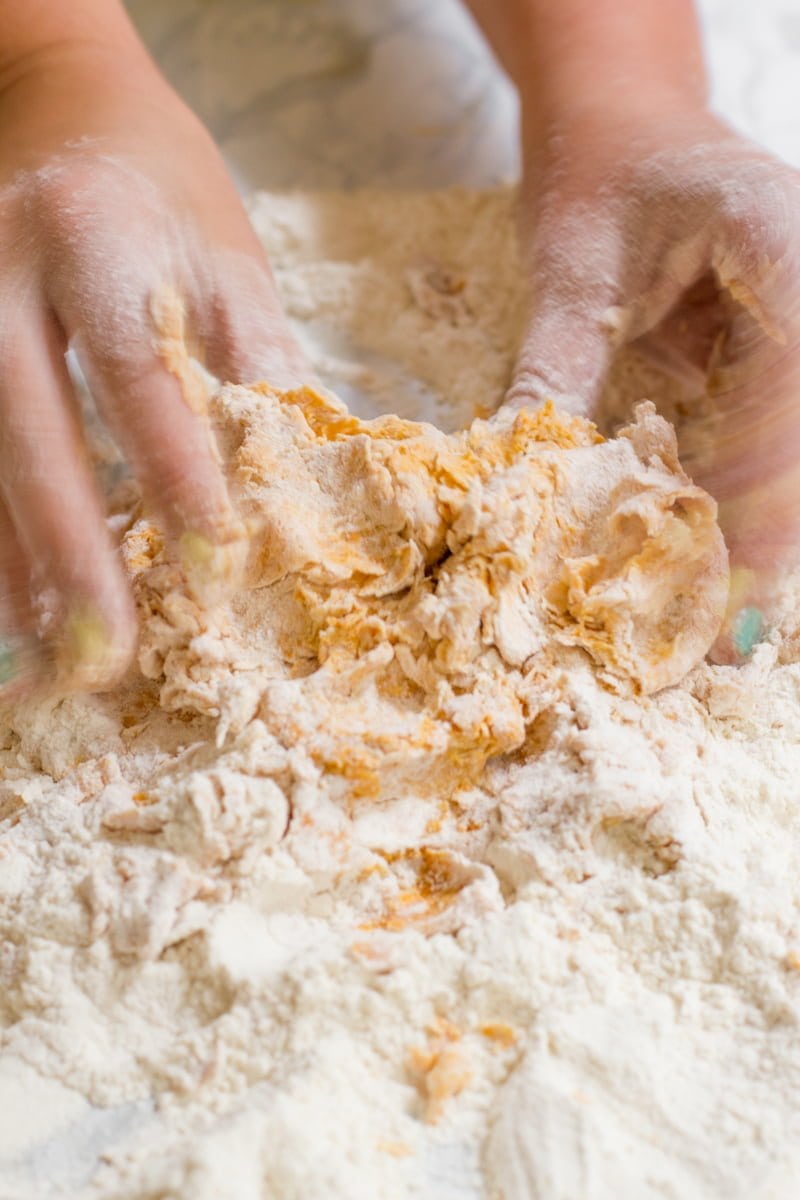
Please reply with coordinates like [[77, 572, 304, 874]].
[[701, 191, 800, 664], [506, 204, 625, 417], [705, 393, 800, 664], [66, 285, 247, 606], [631, 271, 728, 388], [717, 178, 800, 314], [0, 500, 48, 697], [709, 553, 783, 667], [706, 186, 800, 393], [680, 231, 800, 503], [0, 306, 136, 689], [569, 201, 712, 382], [38, 158, 250, 605], [197, 251, 315, 391]]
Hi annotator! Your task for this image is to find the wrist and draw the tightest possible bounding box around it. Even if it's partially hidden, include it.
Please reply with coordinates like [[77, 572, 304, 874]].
[[0, 5, 190, 167], [465, 0, 708, 146], [518, 72, 708, 151], [519, 82, 710, 162], [0, 0, 153, 96], [517, 27, 709, 170]]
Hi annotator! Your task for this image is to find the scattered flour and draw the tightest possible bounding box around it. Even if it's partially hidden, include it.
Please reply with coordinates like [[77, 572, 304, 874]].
[[2, 189, 800, 1200]]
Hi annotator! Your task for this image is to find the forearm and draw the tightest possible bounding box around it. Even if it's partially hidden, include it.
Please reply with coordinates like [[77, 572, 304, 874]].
[[0, 0, 151, 89], [0, 0, 186, 162], [463, 0, 707, 133]]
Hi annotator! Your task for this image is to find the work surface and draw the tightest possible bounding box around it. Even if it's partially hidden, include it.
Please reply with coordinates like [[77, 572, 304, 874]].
[[125, 0, 800, 190]]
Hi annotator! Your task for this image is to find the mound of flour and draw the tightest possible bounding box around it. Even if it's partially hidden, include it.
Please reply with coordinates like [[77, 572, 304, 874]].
[[1, 189, 800, 1200]]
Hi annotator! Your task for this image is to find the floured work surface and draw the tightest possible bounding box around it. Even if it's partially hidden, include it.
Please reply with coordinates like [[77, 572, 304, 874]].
[[2, 190, 800, 1200]]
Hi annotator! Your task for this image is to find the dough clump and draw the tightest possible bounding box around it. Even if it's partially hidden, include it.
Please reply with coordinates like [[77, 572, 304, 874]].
[[130, 384, 727, 804]]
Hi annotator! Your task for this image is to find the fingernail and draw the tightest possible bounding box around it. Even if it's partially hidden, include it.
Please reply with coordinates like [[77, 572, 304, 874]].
[[731, 605, 765, 659], [0, 633, 44, 690], [727, 566, 756, 612], [67, 606, 109, 662], [179, 526, 247, 606], [56, 601, 119, 687], [179, 530, 215, 573]]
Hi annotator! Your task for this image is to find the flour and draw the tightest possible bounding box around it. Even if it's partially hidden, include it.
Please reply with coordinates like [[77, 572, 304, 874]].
[[1, 188, 800, 1200]]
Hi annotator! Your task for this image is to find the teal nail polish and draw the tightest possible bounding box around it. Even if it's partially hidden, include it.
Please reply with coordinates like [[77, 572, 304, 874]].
[[732, 606, 764, 658], [0, 638, 16, 685], [0, 635, 39, 686]]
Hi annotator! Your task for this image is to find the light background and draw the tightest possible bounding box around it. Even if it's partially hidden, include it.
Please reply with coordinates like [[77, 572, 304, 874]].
[[125, 0, 800, 193]]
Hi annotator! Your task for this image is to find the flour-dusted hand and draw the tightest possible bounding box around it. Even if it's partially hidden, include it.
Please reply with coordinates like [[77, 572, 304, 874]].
[[509, 110, 800, 653], [0, 0, 309, 694], [464, 0, 800, 659]]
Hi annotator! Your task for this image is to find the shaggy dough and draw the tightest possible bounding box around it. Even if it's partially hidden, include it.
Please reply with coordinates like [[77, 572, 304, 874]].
[[128, 384, 727, 806]]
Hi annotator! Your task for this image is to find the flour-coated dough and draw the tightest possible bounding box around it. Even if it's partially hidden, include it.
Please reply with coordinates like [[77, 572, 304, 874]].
[[128, 384, 727, 810]]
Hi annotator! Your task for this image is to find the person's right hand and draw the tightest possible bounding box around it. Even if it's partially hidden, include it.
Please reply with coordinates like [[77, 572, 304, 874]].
[[0, 20, 309, 696]]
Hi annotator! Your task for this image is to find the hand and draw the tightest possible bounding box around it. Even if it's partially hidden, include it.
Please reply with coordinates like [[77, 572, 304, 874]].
[[0, 29, 308, 694], [508, 102, 800, 659]]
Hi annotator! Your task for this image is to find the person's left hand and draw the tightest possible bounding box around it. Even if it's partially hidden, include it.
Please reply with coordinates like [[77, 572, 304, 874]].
[[507, 102, 800, 659]]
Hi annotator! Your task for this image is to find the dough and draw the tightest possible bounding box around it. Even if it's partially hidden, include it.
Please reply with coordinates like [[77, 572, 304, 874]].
[[128, 383, 727, 805]]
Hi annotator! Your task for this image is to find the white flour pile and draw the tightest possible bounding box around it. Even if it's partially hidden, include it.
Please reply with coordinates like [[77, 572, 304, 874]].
[[2, 189, 800, 1200]]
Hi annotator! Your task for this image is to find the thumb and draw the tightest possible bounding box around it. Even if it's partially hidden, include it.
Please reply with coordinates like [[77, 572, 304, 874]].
[[505, 203, 626, 418]]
